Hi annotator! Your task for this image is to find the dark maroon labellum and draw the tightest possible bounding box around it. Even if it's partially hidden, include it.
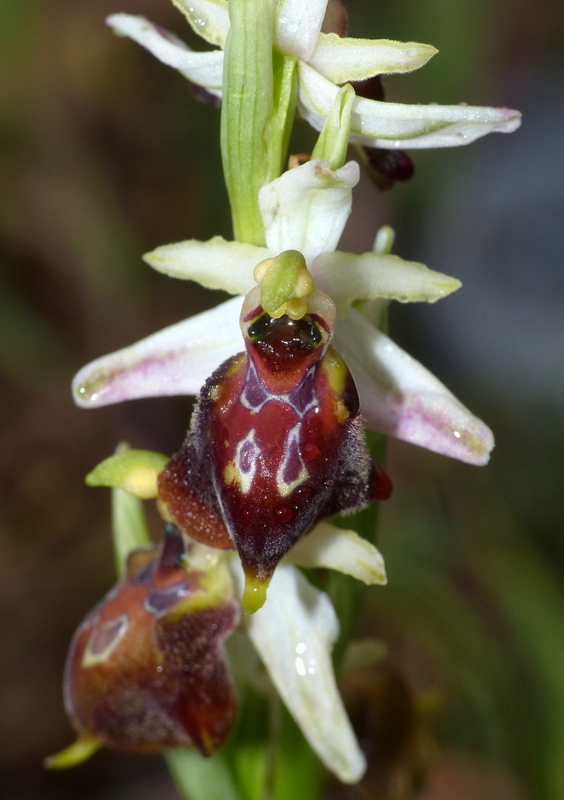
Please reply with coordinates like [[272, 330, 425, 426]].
[[159, 299, 391, 609], [63, 524, 238, 757]]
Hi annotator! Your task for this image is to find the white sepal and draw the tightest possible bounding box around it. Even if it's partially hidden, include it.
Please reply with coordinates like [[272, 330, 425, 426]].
[[242, 564, 366, 783], [313, 250, 461, 316], [171, 0, 229, 48], [106, 14, 223, 91], [287, 522, 387, 585], [72, 297, 243, 407], [144, 236, 271, 296], [275, 0, 328, 61], [298, 61, 521, 149], [308, 33, 437, 83], [335, 309, 494, 464]]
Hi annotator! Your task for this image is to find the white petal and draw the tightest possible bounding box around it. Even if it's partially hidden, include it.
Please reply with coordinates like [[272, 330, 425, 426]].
[[312, 250, 461, 316], [72, 297, 242, 407], [107, 14, 224, 90], [275, 0, 328, 61], [144, 236, 271, 295], [308, 33, 437, 83], [298, 61, 521, 149], [287, 522, 386, 585], [259, 159, 359, 265], [335, 310, 494, 464], [170, 0, 229, 48], [242, 564, 366, 783]]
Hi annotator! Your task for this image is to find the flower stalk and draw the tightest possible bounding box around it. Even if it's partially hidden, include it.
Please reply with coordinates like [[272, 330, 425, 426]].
[[221, 0, 276, 244]]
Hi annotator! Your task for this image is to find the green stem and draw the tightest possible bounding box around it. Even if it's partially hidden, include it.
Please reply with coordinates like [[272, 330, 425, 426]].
[[166, 749, 242, 800], [221, 0, 275, 245]]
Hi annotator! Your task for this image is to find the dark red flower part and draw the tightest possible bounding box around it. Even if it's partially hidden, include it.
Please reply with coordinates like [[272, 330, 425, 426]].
[[158, 264, 391, 612], [351, 75, 386, 103], [62, 524, 238, 758], [362, 147, 415, 188]]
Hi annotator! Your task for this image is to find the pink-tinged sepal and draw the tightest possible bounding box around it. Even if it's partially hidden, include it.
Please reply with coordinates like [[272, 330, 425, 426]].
[[59, 524, 238, 762]]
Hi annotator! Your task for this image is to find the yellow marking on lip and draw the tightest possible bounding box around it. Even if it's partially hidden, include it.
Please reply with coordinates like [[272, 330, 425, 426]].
[[223, 461, 240, 488], [334, 399, 350, 424], [322, 346, 348, 396]]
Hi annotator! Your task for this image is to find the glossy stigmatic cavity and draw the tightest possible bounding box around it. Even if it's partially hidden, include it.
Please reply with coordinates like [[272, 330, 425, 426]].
[[52, 524, 238, 765], [158, 256, 391, 613]]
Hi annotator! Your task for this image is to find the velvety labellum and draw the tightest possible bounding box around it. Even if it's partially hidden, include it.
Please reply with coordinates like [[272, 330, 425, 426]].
[[159, 307, 391, 601], [63, 524, 238, 757]]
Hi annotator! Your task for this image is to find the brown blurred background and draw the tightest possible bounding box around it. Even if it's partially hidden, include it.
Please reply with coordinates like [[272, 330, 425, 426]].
[[1, 1, 563, 798]]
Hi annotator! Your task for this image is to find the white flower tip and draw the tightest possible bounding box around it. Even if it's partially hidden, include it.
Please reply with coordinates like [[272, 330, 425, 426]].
[[338, 752, 367, 784], [427, 274, 462, 302], [390, 42, 439, 72], [408, 400, 495, 465], [465, 422, 495, 466], [72, 362, 114, 408], [105, 12, 131, 32], [499, 107, 522, 132]]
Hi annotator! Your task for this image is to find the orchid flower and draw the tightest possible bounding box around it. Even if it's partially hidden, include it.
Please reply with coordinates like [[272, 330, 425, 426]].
[[73, 156, 494, 466], [106, 0, 520, 151], [51, 0, 522, 796], [48, 453, 388, 783]]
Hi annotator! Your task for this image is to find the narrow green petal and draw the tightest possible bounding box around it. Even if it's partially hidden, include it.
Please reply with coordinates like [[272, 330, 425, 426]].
[[311, 84, 354, 170], [143, 236, 269, 295], [266, 53, 298, 179], [309, 33, 437, 83], [85, 449, 169, 498], [313, 250, 461, 316]]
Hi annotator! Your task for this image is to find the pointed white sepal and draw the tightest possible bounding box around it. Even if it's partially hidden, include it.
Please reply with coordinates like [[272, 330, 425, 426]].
[[72, 297, 243, 407], [144, 236, 270, 296], [298, 61, 521, 149], [313, 250, 461, 316], [106, 14, 223, 92], [335, 309, 494, 464], [242, 564, 366, 783], [287, 522, 387, 585], [308, 33, 438, 83]]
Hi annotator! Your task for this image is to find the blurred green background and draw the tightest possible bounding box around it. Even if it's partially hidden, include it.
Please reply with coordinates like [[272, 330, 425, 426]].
[[1, 1, 563, 798]]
